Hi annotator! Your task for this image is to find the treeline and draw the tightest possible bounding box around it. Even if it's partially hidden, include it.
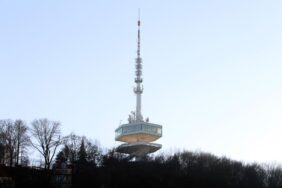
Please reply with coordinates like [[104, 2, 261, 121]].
[[99, 151, 282, 188], [0, 118, 101, 169], [0, 119, 62, 168], [1, 118, 282, 188], [2, 149, 282, 188]]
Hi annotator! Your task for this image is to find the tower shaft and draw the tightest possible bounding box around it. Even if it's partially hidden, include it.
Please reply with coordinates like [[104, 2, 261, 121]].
[[134, 19, 143, 122]]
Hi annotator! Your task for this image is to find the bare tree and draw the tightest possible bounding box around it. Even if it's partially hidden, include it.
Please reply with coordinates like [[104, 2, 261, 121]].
[[30, 119, 61, 169], [85, 139, 102, 166], [0, 119, 17, 166], [0, 124, 5, 164], [14, 119, 30, 165], [62, 133, 82, 163]]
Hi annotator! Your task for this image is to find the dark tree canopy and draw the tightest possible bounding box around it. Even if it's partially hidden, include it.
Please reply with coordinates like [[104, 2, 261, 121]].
[[78, 138, 87, 163], [1, 118, 282, 188]]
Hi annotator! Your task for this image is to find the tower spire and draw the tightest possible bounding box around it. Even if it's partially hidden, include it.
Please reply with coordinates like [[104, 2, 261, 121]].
[[137, 9, 141, 57], [134, 13, 143, 122]]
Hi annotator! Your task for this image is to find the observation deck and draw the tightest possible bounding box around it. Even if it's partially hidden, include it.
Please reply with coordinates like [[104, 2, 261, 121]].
[[115, 122, 162, 143], [115, 122, 162, 157]]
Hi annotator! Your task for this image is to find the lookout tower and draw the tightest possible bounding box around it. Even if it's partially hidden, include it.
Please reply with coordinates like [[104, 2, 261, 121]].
[[115, 18, 162, 158]]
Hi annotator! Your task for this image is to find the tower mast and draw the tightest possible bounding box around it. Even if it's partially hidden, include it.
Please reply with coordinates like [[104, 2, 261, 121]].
[[134, 15, 143, 122]]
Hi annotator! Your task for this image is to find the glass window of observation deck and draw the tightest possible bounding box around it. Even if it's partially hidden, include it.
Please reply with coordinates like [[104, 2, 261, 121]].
[[157, 128, 162, 134], [116, 128, 122, 137]]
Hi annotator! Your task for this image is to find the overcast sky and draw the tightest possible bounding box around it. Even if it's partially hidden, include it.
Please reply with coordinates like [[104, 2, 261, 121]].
[[1, 0, 282, 163]]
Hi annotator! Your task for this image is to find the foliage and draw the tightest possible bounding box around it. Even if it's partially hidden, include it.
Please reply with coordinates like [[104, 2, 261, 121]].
[[1, 118, 282, 188], [78, 138, 87, 163]]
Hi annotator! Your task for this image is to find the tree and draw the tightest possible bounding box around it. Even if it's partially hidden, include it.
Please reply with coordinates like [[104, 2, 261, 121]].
[[56, 148, 68, 163], [78, 138, 87, 163], [102, 148, 129, 166], [0, 119, 17, 166], [266, 165, 282, 188], [85, 139, 102, 166], [0, 143, 5, 164], [57, 134, 103, 166], [0, 119, 30, 166], [14, 119, 30, 165], [30, 118, 61, 169], [0, 124, 5, 164], [62, 133, 82, 163]]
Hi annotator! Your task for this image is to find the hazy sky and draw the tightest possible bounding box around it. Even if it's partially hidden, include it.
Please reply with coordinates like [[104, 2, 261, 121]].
[[1, 1, 282, 163]]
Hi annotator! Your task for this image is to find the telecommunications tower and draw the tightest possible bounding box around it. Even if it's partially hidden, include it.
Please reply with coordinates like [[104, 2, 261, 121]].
[[115, 17, 162, 158]]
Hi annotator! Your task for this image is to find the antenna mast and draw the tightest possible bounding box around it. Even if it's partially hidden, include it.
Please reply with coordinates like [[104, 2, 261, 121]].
[[134, 11, 143, 122]]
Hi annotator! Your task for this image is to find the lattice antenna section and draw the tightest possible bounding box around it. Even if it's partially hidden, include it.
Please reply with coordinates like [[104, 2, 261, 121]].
[[134, 16, 143, 122]]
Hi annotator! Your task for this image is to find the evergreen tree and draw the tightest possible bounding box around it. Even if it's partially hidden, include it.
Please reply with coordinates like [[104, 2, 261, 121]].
[[78, 138, 87, 163]]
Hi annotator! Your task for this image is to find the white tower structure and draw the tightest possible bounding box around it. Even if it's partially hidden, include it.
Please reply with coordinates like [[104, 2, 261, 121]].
[[134, 19, 143, 122], [115, 18, 162, 158]]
